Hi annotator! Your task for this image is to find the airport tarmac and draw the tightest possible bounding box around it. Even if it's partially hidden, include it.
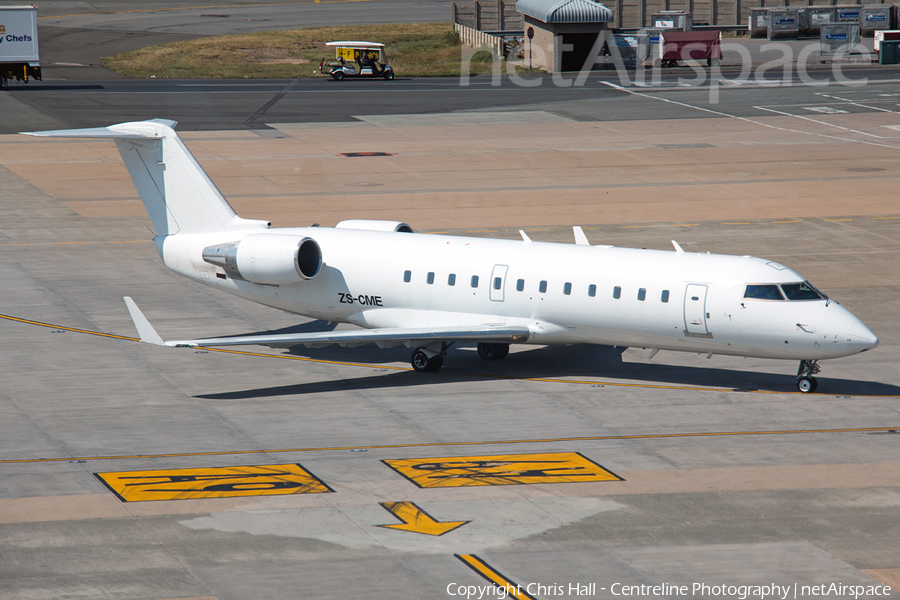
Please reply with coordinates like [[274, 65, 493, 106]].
[[1, 102, 899, 599]]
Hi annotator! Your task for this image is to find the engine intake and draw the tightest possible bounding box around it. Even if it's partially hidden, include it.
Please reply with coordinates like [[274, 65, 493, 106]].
[[202, 234, 322, 285]]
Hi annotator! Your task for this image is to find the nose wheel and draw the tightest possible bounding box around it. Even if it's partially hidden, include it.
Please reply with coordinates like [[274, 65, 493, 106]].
[[794, 360, 821, 393]]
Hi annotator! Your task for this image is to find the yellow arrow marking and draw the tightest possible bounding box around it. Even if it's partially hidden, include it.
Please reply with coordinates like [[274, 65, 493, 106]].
[[377, 501, 469, 536]]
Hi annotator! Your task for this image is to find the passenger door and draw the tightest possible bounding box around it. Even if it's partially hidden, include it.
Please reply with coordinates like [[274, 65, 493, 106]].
[[684, 283, 709, 335]]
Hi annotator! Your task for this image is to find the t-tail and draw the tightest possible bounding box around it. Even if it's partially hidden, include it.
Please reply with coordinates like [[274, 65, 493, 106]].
[[22, 119, 268, 236]]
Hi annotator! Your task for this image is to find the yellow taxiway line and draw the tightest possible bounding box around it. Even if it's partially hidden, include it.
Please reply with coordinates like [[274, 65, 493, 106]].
[[3, 312, 899, 399], [455, 554, 538, 600], [1, 427, 896, 465]]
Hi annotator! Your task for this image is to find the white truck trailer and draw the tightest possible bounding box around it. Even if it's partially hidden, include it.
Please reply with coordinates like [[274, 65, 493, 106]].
[[0, 5, 41, 87]]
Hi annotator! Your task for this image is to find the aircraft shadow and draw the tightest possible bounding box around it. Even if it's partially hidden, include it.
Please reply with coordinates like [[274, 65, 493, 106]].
[[197, 343, 899, 399]]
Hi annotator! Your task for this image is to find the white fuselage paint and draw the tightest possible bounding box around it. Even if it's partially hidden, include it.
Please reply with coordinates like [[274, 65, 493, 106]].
[[158, 227, 877, 361]]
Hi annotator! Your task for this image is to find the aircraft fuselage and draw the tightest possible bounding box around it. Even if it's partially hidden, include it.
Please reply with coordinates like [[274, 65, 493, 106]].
[[157, 227, 877, 361]]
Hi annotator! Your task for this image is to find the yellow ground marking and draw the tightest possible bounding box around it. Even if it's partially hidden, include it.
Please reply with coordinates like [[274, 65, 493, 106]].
[[377, 501, 470, 535], [383, 452, 622, 488], [772, 220, 802, 224], [872, 216, 900, 220], [619, 224, 699, 229], [4, 312, 900, 412], [2, 428, 897, 465], [95, 463, 333, 502], [0, 314, 139, 342], [456, 554, 538, 600], [825, 219, 853, 222]]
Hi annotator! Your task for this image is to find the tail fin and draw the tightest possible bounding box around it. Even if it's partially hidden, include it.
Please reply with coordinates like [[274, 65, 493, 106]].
[[22, 119, 268, 235]]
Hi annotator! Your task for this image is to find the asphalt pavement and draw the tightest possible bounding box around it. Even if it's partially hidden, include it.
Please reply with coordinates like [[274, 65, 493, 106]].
[[2, 3, 900, 600]]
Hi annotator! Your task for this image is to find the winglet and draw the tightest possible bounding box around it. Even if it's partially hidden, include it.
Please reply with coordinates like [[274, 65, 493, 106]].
[[123, 297, 167, 346], [672, 240, 685, 253], [573, 226, 590, 246], [519, 230, 532, 244]]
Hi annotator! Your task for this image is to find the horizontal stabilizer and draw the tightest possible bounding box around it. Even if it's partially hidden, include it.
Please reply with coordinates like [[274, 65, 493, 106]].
[[123, 298, 531, 349], [22, 119, 249, 236], [21, 119, 177, 139]]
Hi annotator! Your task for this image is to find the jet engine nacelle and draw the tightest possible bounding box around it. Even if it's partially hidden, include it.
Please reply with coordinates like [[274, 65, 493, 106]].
[[335, 219, 413, 233], [202, 234, 322, 285]]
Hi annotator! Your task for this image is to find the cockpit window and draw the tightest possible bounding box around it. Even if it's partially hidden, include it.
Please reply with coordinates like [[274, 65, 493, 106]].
[[743, 284, 784, 301], [781, 282, 825, 301]]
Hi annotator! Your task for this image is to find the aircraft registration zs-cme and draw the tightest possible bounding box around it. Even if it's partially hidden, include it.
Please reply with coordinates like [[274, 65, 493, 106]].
[[25, 120, 879, 393]]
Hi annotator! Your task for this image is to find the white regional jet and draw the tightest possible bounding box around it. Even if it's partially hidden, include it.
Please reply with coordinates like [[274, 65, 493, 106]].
[[25, 119, 879, 393]]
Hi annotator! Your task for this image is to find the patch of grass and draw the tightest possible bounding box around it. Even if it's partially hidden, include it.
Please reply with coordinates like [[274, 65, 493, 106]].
[[103, 23, 511, 78]]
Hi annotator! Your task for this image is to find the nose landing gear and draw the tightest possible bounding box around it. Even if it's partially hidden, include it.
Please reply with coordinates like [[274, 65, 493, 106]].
[[795, 359, 820, 393]]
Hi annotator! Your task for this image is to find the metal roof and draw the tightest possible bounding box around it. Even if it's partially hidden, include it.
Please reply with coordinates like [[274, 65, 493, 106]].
[[325, 41, 385, 48], [516, 0, 613, 23]]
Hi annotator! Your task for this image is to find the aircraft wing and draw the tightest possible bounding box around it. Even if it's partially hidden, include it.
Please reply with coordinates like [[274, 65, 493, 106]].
[[124, 297, 531, 349]]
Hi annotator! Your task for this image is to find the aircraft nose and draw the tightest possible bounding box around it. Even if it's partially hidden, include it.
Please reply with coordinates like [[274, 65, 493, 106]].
[[822, 304, 879, 355], [847, 319, 879, 352]]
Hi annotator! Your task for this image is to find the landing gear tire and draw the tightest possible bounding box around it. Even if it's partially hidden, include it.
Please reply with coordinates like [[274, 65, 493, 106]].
[[795, 359, 821, 393], [411, 350, 443, 372], [477, 342, 509, 361], [332, 71, 345, 81], [797, 377, 818, 393]]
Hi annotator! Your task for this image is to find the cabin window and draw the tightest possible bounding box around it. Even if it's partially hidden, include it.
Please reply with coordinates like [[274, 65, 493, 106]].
[[781, 282, 825, 301], [516, 279, 525, 292], [539, 280, 548, 293], [493, 277, 502, 290], [743, 284, 784, 301], [588, 284, 597, 297], [637, 288, 646, 301], [403, 270, 411, 283], [661, 290, 670, 303], [448, 274, 456, 286], [427, 272, 435, 285], [613, 286, 621, 299], [563, 282, 572, 295], [471, 275, 479, 288]]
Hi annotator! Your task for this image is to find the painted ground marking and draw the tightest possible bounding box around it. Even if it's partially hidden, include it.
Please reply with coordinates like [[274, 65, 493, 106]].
[[95, 463, 333, 502], [383, 452, 622, 489]]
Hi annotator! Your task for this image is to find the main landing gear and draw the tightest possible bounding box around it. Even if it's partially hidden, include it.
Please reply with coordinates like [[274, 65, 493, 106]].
[[795, 359, 821, 393], [476, 342, 509, 361], [411, 342, 448, 372], [410, 342, 512, 372]]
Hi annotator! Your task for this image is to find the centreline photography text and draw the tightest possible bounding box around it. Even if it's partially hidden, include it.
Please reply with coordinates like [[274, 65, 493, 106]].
[[445, 581, 895, 599]]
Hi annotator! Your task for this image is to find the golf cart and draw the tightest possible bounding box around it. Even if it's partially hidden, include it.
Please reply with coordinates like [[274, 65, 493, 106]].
[[320, 41, 394, 80]]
